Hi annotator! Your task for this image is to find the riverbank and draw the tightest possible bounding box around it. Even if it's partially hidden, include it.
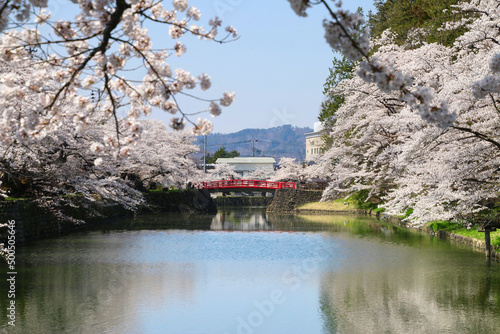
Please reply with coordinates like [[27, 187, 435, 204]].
[[0, 189, 216, 246], [382, 214, 500, 260], [295, 200, 500, 260]]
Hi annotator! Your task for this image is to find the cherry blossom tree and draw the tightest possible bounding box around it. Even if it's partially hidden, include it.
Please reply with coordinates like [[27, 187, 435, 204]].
[[91, 119, 202, 189], [0, 0, 236, 151], [290, 0, 459, 127], [0, 115, 146, 211], [0, 47, 204, 199], [247, 167, 274, 180], [0, 104, 203, 257], [0, 116, 202, 206], [202, 162, 238, 181], [288, 0, 500, 226], [271, 157, 306, 182], [271, 156, 332, 184]]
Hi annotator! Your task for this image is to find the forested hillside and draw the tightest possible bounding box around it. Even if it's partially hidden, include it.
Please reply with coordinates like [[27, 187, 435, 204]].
[[195, 125, 312, 162]]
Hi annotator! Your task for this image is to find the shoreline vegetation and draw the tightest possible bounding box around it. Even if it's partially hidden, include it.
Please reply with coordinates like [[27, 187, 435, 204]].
[[296, 199, 500, 260]]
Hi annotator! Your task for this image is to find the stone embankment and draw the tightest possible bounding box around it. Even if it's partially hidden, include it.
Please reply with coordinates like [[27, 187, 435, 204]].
[[266, 189, 323, 213], [214, 196, 273, 207], [0, 189, 215, 245], [381, 214, 499, 260]]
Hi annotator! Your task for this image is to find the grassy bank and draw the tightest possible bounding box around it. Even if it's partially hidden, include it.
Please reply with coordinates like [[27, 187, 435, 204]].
[[297, 198, 359, 212], [428, 220, 500, 247]]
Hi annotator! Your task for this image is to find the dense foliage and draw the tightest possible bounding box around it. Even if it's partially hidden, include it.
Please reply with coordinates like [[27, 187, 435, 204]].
[[205, 146, 240, 164], [368, 0, 468, 47], [319, 55, 355, 129]]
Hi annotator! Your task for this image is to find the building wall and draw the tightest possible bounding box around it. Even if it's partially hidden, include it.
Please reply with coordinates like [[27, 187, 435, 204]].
[[305, 122, 327, 161], [216, 157, 276, 179], [232, 163, 274, 173], [305, 134, 324, 161], [266, 188, 323, 212], [233, 163, 274, 178]]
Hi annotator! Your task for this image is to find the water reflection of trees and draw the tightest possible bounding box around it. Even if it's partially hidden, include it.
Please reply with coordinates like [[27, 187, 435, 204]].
[[317, 246, 500, 333], [0, 240, 198, 334], [295, 214, 433, 247], [209, 208, 390, 232], [3, 209, 499, 334], [286, 215, 500, 333], [211, 207, 271, 231]]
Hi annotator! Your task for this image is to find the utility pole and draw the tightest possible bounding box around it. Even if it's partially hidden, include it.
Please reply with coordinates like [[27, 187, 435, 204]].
[[203, 135, 207, 173], [251, 139, 257, 157]]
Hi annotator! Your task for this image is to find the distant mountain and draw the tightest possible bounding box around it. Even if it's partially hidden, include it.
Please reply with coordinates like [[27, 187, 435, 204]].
[[195, 125, 312, 162]]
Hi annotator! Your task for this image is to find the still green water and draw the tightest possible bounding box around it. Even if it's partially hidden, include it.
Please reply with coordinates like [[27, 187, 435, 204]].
[[1, 207, 500, 334]]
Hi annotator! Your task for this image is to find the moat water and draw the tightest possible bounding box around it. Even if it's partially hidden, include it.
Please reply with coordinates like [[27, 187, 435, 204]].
[[1, 207, 499, 333]]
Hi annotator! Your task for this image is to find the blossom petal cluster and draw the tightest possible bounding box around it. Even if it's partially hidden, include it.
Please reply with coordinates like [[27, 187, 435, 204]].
[[287, 0, 310, 17], [323, 12, 370, 61]]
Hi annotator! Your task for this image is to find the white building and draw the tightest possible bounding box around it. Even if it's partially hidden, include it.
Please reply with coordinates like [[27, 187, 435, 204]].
[[216, 157, 276, 179], [305, 122, 327, 161]]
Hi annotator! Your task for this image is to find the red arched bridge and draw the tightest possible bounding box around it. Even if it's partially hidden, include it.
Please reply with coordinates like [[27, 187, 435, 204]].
[[196, 179, 296, 193]]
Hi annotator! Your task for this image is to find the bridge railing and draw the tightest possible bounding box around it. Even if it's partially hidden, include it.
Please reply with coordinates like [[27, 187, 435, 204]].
[[280, 182, 296, 189], [196, 179, 296, 190]]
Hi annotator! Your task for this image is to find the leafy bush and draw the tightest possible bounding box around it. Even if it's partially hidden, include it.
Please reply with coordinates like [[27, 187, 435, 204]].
[[427, 220, 458, 231], [346, 190, 379, 211]]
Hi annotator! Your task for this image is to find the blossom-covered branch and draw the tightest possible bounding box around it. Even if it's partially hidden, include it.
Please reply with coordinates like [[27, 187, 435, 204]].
[[0, 0, 237, 153], [288, 0, 458, 129]]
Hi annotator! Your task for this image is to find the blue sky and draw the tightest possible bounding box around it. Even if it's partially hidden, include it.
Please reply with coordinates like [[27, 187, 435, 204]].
[[44, 0, 375, 134], [149, 0, 376, 134]]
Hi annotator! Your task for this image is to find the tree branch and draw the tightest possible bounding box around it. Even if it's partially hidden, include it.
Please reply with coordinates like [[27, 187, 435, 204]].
[[452, 126, 500, 150]]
